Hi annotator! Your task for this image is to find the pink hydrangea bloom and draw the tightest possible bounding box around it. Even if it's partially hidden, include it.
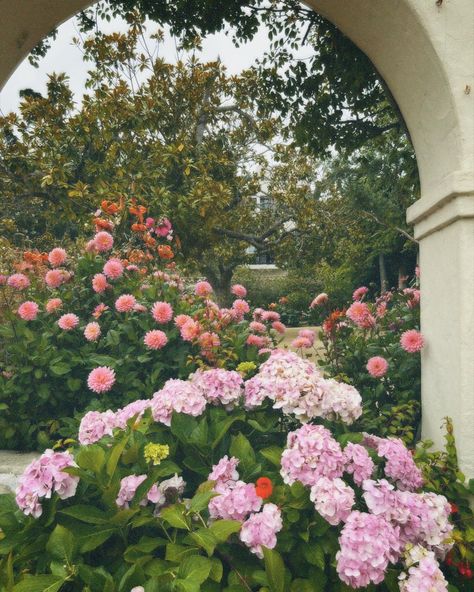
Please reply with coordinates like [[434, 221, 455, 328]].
[[87, 366, 116, 393], [7, 273, 30, 290], [240, 503, 283, 558], [92, 273, 109, 293], [116, 474, 147, 508], [231, 284, 247, 298], [208, 456, 240, 488], [48, 247, 67, 267], [310, 293, 328, 307], [195, 281, 213, 297], [58, 313, 79, 331], [249, 321, 266, 334], [78, 410, 116, 444], [151, 379, 206, 426], [400, 329, 424, 353], [375, 437, 424, 491], [343, 442, 374, 485], [352, 286, 369, 301], [18, 301, 39, 321], [272, 321, 286, 334], [94, 231, 114, 252], [46, 298, 62, 313], [114, 400, 150, 430], [103, 258, 124, 279], [399, 552, 448, 592], [84, 322, 101, 341], [366, 356, 389, 378], [151, 301, 173, 323], [192, 369, 243, 406], [15, 450, 79, 518], [281, 424, 345, 487], [336, 511, 401, 588], [208, 481, 262, 521], [144, 329, 168, 350], [45, 269, 64, 289], [310, 477, 355, 525], [115, 294, 137, 313]]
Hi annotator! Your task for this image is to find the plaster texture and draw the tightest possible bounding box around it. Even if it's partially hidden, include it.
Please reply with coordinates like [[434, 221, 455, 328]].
[[0, 0, 473, 473]]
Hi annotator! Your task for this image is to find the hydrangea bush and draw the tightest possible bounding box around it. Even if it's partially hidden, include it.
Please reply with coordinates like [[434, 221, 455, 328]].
[[0, 350, 467, 591], [0, 202, 285, 450]]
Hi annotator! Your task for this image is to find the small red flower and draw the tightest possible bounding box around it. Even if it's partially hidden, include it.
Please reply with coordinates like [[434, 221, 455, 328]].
[[449, 502, 459, 514], [255, 477, 273, 499]]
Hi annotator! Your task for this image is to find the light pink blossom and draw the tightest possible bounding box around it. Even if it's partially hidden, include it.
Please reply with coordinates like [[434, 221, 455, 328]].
[[310, 476, 355, 525], [195, 281, 213, 297], [151, 301, 173, 323], [87, 366, 116, 393], [45, 269, 64, 289], [400, 330, 424, 353], [58, 313, 79, 331], [103, 258, 124, 279], [115, 294, 137, 313], [366, 356, 389, 378], [18, 301, 39, 321], [144, 329, 168, 350], [46, 298, 62, 313], [92, 273, 108, 293], [240, 503, 283, 558], [231, 284, 247, 298], [94, 231, 114, 252], [84, 322, 101, 341], [7, 273, 30, 290], [48, 248, 67, 267]]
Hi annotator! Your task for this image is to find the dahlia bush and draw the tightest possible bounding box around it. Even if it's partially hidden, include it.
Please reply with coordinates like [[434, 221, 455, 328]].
[[306, 280, 422, 444], [0, 350, 467, 591], [0, 201, 284, 450]]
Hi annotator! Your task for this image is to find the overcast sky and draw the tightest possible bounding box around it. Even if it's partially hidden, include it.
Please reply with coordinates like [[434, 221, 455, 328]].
[[0, 14, 277, 115]]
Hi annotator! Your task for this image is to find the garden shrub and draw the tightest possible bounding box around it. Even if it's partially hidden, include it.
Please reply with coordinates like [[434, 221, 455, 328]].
[[0, 350, 469, 591], [0, 202, 284, 451], [303, 281, 422, 444]]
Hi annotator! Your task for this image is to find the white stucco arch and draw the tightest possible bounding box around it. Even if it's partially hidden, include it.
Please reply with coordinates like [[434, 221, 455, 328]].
[[0, 0, 473, 474]]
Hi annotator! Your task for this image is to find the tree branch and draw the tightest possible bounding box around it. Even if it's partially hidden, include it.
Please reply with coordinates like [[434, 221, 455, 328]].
[[361, 210, 418, 244]]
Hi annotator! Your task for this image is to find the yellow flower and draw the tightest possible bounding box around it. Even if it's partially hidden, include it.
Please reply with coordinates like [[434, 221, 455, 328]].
[[144, 443, 169, 465], [236, 361, 257, 376]]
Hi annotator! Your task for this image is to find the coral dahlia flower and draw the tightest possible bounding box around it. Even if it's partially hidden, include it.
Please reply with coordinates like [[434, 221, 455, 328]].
[[231, 284, 247, 298], [103, 258, 124, 280], [46, 298, 62, 313], [84, 322, 101, 341], [48, 248, 67, 267], [18, 301, 39, 321], [87, 366, 115, 393], [400, 330, 425, 353], [58, 313, 79, 331], [115, 294, 137, 313], [151, 301, 173, 324], [7, 273, 30, 290], [195, 281, 213, 297], [366, 356, 389, 378], [94, 231, 114, 252], [144, 330, 168, 350], [45, 269, 64, 289]]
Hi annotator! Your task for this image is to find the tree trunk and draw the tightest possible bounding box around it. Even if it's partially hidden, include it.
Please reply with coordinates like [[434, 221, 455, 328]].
[[398, 264, 408, 289], [203, 265, 235, 307], [378, 253, 389, 293]]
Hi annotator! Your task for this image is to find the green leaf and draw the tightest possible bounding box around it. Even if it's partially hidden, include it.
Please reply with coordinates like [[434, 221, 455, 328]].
[[178, 555, 212, 584], [75, 445, 106, 473], [189, 490, 218, 513], [188, 528, 217, 556], [77, 525, 117, 552], [208, 519, 241, 542], [13, 575, 65, 592], [59, 505, 108, 524], [211, 413, 244, 449], [260, 446, 283, 468], [303, 544, 325, 570], [106, 433, 130, 478], [160, 504, 190, 530], [165, 543, 199, 563], [46, 525, 75, 564], [209, 558, 223, 583], [263, 547, 285, 592], [229, 433, 256, 475], [49, 363, 71, 376]]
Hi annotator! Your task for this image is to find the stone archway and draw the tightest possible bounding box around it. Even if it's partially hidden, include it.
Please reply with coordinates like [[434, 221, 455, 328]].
[[1, 0, 473, 475]]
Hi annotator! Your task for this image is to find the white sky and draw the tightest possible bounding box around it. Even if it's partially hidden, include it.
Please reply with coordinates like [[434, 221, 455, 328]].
[[0, 15, 276, 115]]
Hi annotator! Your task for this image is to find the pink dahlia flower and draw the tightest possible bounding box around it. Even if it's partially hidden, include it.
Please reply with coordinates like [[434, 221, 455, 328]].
[[250, 321, 266, 334], [58, 313, 79, 331], [92, 273, 108, 293], [232, 299, 250, 316], [174, 314, 192, 328], [231, 284, 247, 298], [310, 293, 328, 307], [346, 301, 375, 328], [198, 331, 220, 351], [195, 280, 213, 297], [400, 329, 424, 353], [92, 303, 108, 318], [84, 322, 101, 341], [261, 310, 280, 322], [367, 356, 389, 378], [151, 301, 173, 324], [7, 273, 30, 290], [18, 301, 39, 321], [48, 247, 67, 267], [115, 294, 137, 313], [94, 231, 114, 252], [46, 298, 62, 313], [155, 217, 172, 237], [180, 319, 202, 341], [144, 329, 168, 350], [103, 258, 123, 279], [87, 366, 116, 393], [272, 320, 286, 334], [352, 286, 369, 301], [246, 334, 267, 348], [45, 269, 64, 289], [291, 336, 312, 349]]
